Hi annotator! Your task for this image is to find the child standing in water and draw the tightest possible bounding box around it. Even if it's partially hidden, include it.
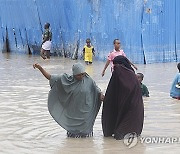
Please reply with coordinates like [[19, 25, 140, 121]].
[[101, 39, 137, 76], [170, 63, 180, 100], [137, 73, 150, 97], [40, 23, 52, 60], [83, 38, 95, 65]]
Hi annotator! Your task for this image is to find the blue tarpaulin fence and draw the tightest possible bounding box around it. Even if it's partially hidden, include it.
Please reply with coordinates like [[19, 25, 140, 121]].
[[0, 0, 179, 63]]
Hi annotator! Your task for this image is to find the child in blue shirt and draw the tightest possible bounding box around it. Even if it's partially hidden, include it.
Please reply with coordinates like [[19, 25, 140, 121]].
[[170, 63, 180, 100]]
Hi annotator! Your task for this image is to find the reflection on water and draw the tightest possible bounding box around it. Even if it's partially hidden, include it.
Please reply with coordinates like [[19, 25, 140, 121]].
[[0, 53, 180, 154]]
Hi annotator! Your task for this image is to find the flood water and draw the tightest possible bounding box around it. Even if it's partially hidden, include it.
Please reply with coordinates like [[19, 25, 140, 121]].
[[0, 52, 180, 154]]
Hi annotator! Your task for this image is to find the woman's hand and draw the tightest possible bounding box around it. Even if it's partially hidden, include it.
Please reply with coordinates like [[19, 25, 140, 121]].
[[33, 63, 51, 80], [33, 63, 42, 70]]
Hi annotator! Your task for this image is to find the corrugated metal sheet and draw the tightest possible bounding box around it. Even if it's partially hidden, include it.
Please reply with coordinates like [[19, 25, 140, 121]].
[[0, 0, 179, 63]]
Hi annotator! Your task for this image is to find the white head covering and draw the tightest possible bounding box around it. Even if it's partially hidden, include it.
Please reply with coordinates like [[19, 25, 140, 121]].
[[72, 63, 85, 75]]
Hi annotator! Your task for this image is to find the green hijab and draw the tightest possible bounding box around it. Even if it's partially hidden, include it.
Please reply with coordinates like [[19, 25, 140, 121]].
[[48, 63, 101, 134], [72, 63, 85, 75]]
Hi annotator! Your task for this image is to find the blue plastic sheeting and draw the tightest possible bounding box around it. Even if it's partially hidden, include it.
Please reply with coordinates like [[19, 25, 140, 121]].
[[0, 0, 180, 63]]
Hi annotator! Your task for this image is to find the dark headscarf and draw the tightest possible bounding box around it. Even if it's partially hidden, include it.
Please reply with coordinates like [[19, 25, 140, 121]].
[[113, 55, 134, 72]]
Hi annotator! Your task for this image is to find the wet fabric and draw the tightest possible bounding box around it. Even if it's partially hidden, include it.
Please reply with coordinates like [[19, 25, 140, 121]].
[[102, 56, 144, 140], [67, 131, 93, 138], [48, 73, 101, 135]]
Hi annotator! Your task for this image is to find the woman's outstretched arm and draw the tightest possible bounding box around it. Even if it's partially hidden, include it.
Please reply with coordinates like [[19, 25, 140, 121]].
[[33, 63, 51, 80]]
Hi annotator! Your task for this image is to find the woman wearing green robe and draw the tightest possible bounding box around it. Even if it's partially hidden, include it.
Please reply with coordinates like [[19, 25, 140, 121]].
[[33, 63, 104, 138]]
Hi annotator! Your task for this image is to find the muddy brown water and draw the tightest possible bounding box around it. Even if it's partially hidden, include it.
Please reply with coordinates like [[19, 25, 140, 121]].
[[0, 53, 180, 154]]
